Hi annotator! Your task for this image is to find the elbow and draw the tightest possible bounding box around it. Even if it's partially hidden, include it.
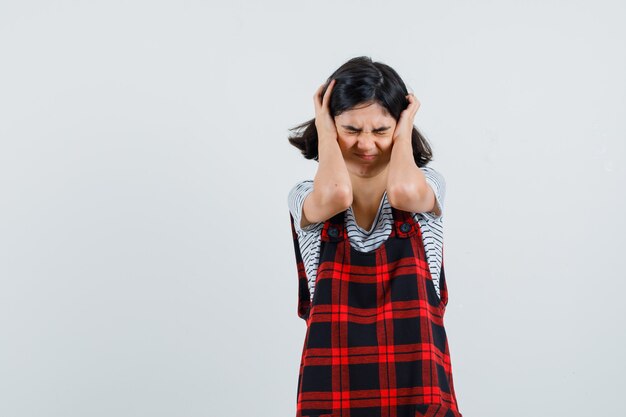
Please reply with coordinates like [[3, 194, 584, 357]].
[[387, 182, 423, 210], [334, 184, 353, 210], [320, 183, 353, 211]]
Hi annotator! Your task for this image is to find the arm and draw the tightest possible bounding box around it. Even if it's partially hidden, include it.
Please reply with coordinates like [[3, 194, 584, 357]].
[[386, 93, 440, 216], [301, 79, 352, 228], [386, 135, 440, 216]]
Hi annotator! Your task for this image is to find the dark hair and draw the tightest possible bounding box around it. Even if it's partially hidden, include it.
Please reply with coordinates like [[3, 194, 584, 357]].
[[288, 56, 433, 167]]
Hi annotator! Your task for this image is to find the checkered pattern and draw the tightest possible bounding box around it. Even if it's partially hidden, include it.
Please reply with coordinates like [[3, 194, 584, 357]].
[[289, 207, 462, 417]]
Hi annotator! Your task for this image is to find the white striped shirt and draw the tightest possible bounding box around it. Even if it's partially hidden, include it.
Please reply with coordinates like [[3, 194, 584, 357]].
[[288, 166, 446, 303]]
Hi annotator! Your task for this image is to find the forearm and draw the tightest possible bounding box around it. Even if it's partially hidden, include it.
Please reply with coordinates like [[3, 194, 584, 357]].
[[386, 136, 427, 203], [315, 136, 353, 205]]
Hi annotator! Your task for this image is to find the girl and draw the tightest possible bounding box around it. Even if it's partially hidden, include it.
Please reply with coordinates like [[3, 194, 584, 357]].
[[287, 56, 463, 417]]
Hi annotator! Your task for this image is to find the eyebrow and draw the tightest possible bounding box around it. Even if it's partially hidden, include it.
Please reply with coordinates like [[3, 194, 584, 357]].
[[341, 125, 391, 132]]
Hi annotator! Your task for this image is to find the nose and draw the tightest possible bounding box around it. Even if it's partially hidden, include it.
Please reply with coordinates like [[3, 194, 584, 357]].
[[355, 132, 376, 147]]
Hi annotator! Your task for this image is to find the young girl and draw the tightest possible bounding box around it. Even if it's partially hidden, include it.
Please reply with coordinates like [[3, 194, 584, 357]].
[[287, 56, 463, 417]]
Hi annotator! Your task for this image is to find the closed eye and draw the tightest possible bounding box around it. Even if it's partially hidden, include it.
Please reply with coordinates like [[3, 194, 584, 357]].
[[341, 126, 391, 136]]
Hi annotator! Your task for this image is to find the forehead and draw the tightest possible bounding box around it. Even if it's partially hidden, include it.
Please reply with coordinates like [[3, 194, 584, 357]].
[[335, 102, 395, 125]]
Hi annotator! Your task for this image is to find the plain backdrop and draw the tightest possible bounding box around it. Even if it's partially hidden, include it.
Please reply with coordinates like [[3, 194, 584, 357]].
[[1, 1, 624, 416]]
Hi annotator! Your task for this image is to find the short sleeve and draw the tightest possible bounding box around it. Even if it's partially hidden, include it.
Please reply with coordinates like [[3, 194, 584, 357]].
[[420, 166, 446, 221], [287, 180, 322, 234]]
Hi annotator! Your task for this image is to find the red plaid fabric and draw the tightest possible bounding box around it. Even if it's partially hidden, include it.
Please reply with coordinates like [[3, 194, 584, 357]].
[[289, 207, 462, 417]]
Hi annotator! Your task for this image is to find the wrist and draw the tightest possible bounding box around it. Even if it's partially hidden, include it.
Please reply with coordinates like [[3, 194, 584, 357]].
[[392, 133, 412, 144], [318, 133, 338, 142]]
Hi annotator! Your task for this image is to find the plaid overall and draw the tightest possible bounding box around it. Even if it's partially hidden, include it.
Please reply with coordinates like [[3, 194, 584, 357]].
[[290, 207, 462, 417]]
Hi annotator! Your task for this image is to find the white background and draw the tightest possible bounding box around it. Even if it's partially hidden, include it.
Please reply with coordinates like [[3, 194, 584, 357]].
[[1, 1, 624, 416]]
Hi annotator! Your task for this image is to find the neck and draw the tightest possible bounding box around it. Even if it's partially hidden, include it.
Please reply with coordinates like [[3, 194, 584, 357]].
[[349, 167, 388, 212]]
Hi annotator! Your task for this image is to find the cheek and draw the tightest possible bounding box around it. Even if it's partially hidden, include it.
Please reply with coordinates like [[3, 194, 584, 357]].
[[381, 138, 394, 153]]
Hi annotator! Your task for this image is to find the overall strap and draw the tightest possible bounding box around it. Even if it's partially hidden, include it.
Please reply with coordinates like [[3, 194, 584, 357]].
[[288, 211, 311, 320], [439, 252, 449, 309], [320, 209, 347, 242], [391, 206, 420, 239]]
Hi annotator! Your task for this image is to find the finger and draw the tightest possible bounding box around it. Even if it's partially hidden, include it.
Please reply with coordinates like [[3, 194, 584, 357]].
[[403, 94, 415, 114], [406, 94, 415, 110], [321, 79, 336, 110], [406, 94, 420, 115], [321, 79, 334, 110], [412, 97, 421, 115]]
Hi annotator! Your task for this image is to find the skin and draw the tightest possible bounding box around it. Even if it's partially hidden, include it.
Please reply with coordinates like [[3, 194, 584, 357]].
[[303, 79, 440, 231], [386, 92, 442, 220], [334, 102, 396, 229]]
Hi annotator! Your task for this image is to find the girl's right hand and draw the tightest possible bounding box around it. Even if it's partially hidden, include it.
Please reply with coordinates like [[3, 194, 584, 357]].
[[313, 79, 338, 142]]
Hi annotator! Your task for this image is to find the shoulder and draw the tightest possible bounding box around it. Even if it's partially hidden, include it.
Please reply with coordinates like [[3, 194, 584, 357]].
[[421, 166, 446, 189], [419, 166, 447, 222], [287, 179, 322, 234], [287, 179, 314, 218], [288, 179, 314, 200]]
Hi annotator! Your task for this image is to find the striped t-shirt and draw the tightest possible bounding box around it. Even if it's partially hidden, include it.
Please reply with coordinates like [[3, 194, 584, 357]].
[[288, 166, 446, 303]]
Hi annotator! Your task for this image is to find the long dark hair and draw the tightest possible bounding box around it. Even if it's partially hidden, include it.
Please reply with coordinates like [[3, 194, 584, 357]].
[[288, 56, 433, 167]]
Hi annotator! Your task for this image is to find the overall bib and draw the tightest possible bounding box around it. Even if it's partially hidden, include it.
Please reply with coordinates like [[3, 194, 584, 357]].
[[289, 207, 462, 417]]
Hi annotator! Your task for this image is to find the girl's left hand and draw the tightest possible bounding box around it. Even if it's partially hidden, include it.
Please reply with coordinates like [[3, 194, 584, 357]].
[[392, 93, 421, 143]]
